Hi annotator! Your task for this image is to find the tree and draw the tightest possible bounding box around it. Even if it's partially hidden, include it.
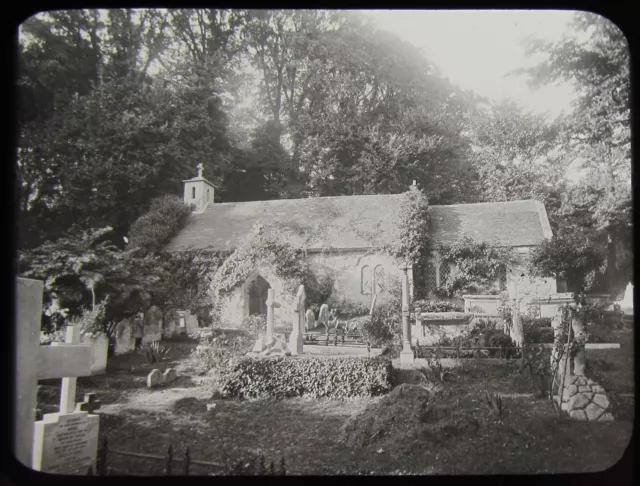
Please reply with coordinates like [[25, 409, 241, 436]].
[[467, 99, 568, 203], [518, 12, 632, 293]]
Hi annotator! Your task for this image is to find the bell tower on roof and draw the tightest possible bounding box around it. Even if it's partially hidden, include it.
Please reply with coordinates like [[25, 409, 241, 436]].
[[183, 163, 216, 212]]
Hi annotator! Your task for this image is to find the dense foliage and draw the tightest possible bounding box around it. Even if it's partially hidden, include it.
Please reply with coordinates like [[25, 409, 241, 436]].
[[221, 355, 393, 400], [413, 300, 464, 313], [435, 236, 517, 297], [16, 10, 631, 329]]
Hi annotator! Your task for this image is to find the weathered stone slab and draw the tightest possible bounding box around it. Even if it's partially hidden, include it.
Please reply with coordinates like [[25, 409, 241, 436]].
[[32, 411, 99, 474], [147, 369, 164, 388], [163, 368, 177, 384], [569, 409, 587, 420], [568, 393, 590, 410]]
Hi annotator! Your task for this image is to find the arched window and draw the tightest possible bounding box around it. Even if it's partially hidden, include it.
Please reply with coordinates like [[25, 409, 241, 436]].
[[207, 189, 210, 201], [192, 187, 196, 199], [439, 263, 451, 286], [425, 263, 437, 291], [374, 265, 385, 294], [361, 266, 372, 295]]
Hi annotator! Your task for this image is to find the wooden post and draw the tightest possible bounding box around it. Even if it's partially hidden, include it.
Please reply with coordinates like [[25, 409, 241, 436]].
[[183, 446, 190, 476], [166, 444, 173, 475], [400, 264, 414, 364], [97, 438, 108, 476]]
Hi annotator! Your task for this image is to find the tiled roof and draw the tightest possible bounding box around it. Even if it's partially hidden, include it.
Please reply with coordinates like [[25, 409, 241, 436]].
[[164, 195, 549, 252]]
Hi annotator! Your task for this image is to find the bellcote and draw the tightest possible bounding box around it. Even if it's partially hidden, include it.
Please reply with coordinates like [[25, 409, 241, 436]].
[[183, 163, 216, 212]]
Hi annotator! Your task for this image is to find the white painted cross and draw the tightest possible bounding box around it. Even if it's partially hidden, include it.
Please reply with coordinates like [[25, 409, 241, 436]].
[[14, 278, 94, 469], [196, 162, 204, 178]]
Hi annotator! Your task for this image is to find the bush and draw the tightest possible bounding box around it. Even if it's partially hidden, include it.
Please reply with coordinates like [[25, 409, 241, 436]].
[[360, 300, 402, 346], [138, 342, 171, 364], [240, 314, 267, 337], [191, 332, 255, 381], [221, 356, 393, 400], [413, 299, 464, 313]]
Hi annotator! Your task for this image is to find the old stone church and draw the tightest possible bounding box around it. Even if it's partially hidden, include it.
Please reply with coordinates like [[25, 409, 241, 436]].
[[162, 167, 557, 328]]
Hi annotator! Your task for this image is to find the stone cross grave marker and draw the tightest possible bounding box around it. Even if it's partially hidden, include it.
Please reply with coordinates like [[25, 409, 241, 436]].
[[265, 288, 279, 340], [289, 285, 305, 354], [14, 278, 97, 473]]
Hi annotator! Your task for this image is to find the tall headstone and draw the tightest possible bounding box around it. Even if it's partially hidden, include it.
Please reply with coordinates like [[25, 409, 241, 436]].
[[289, 285, 305, 354], [14, 278, 96, 472], [318, 304, 330, 328], [265, 288, 279, 339], [621, 282, 634, 313]]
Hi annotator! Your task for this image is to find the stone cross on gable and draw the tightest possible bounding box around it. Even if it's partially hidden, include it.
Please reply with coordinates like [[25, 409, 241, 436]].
[[14, 278, 94, 469], [196, 162, 204, 178]]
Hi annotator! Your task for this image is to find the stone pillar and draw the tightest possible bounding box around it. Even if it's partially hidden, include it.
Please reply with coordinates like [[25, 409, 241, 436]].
[[288, 285, 305, 355], [510, 299, 525, 346], [400, 265, 414, 364]]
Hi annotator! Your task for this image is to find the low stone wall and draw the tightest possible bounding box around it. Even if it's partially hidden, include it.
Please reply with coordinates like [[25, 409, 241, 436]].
[[413, 312, 474, 345], [462, 294, 501, 314]]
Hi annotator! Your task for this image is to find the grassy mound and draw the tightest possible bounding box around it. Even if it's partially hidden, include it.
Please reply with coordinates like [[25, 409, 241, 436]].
[[339, 384, 480, 453]]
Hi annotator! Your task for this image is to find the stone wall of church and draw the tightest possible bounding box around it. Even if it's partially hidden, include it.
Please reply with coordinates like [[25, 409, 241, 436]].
[[214, 251, 410, 328], [306, 251, 408, 308]]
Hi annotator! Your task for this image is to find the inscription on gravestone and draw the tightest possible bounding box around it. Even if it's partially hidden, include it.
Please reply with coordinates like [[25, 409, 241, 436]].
[[33, 412, 99, 474]]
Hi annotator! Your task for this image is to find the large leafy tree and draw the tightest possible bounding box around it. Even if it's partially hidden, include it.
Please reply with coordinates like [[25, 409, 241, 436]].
[[519, 12, 632, 293]]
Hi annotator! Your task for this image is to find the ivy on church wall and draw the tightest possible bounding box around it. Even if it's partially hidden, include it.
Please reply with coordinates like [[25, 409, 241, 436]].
[[210, 223, 333, 305], [434, 235, 518, 298], [384, 186, 432, 266]]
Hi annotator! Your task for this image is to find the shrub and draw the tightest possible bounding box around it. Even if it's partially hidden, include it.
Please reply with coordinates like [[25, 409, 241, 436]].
[[40, 328, 66, 345], [483, 391, 505, 419], [240, 314, 267, 337], [221, 356, 393, 400], [413, 299, 464, 313], [138, 341, 171, 364], [360, 298, 402, 346], [191, 333, 254, 380]]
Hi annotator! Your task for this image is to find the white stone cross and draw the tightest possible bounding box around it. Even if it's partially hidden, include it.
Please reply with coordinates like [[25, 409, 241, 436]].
[[14, 278, 93, 469], [196, 162, 204, 178], [288, 285, 305, 354], [265, 288, 280, 339]]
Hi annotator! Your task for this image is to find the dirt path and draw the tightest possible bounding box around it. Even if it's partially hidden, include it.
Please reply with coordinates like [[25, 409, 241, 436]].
[[99, 376, 214, 415]]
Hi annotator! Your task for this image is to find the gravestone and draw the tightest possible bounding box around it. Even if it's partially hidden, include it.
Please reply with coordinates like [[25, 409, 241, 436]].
[[14, 278, 97, 472], [289, 285, 305, 354], [620, 282, 633, 313], [305, 309, 315, 331], [318, 304, 330, 328]]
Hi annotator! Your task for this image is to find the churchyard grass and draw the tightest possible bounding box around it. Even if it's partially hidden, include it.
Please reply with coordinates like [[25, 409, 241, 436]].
[[35, 336, 632, 475]]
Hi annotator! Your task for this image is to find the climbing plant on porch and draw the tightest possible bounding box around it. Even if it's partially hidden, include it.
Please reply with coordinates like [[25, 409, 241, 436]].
[[210, 222, 320, 300]]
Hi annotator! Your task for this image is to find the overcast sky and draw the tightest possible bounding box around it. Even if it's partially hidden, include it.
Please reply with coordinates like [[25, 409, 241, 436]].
[[365, 10, 578, 117]]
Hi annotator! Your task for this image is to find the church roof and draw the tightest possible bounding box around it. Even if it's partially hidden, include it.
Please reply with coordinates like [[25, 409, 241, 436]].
[[164, 195, 552, 253]]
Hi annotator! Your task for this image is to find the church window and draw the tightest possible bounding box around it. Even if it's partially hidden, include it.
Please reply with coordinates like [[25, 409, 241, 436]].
[[207, 189, 210, 201], [192, 187, 196, 199], [361, 266, 372, 295], [439, 263, 451, 286], [424, 263, 437, 291], [374, 265, 385, 294]]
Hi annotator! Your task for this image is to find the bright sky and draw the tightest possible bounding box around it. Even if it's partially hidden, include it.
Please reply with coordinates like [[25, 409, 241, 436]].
[[365, 10, 579, 117]]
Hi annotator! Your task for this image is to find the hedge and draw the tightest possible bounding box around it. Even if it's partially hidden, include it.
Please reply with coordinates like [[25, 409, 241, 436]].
[[221, 356, 393, 400]]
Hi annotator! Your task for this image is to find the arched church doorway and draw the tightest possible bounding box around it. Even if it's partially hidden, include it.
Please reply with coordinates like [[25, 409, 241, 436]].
[[249, 275, 271, 316]]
